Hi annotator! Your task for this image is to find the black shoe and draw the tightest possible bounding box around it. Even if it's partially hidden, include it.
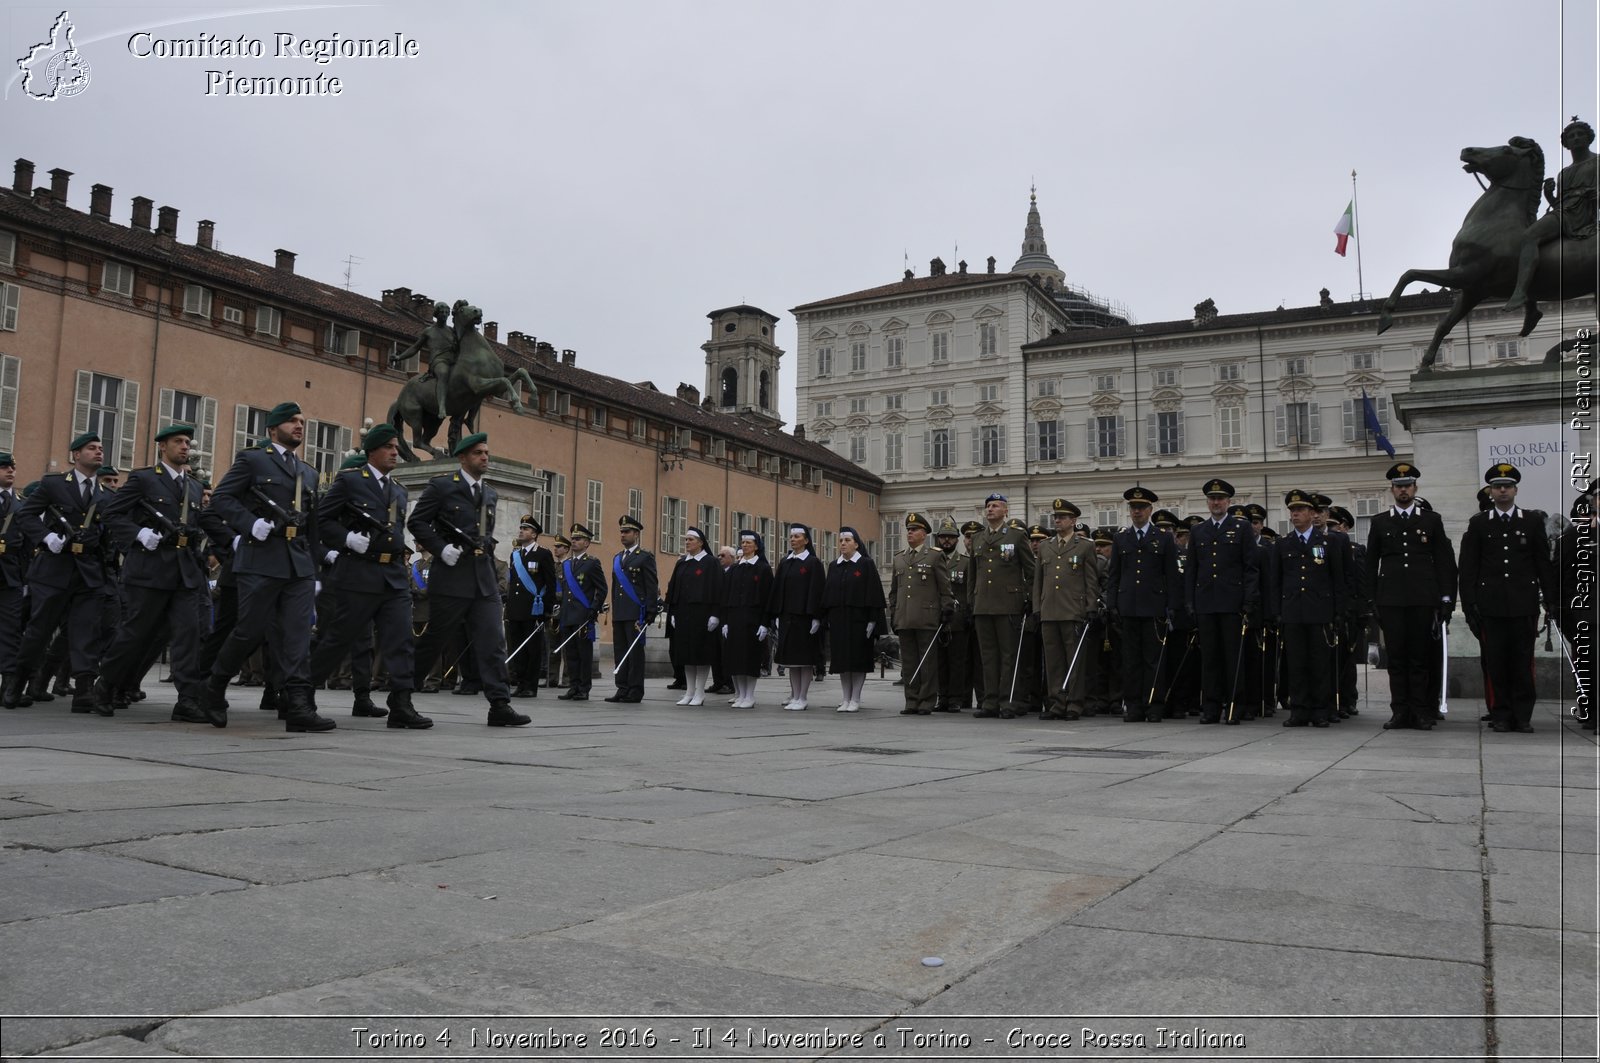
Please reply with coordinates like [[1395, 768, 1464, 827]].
[[666, 680, 686, 690], [899, 707, 920, 715], [171, 702, 210, 724], [284, 692, 337, 731], [385, 690, 433, 729], [569, 692, 589, 701], [74, 673, 110, 716], [1198, 717, 1219, 724], [453, 682, 482, 696], [603, 693, 626, 703], [257, 687, 277, 711], [1224, 718, 1241, 725], [0, 673, 27, 709], [52, 678, 73, 697], [999, 709, 1016, 719], [487, 700, 531, 727], [557, 689, 579, 700], [1490, 722, 1511, 732], [1414, 720, 1435, 730], [1283, 719, 1309, 727], [1515, 724, 1535, 733], [26, 674, 55, 703], [91, 676, 119, 716], [200, 675, 231, 727], [129, 688, 147, 702], [1312, 720, 1330, 728], [511, 687, 536, 698], [351, 692, 388, 718], [974, 709, 999, 718], [709, 684, 734, 695]]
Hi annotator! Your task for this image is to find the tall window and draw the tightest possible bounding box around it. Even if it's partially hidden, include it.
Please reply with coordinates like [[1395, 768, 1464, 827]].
[[1151, 411, 1185, 455], [538, 472, 567, 539], [1276, 402, 1320, 447], [884, 431, 903, 472], [881, 518, 903, 557], [1342, 396, 1390, 441], [160, 388, 217, 472], [927, 428, 953, 469], [886, 335, 904, 368], [183, 284, 212, 317], [815, 346, 833, 377], [697, 504, 721, 550], [660, 496, 687, 552], [325, 323, 359, 358], [930, 331, 950, 364], [978, 322, 998, 356], [1217, 403, 1243, 450], [975, 425, 1007, 466], [0, 355, 19, 453], [628, 487, 643, 523], [1090, 415, 1125, 459], [77, 371, 139, 468], [849, 433, 866, 464], [234, 404, 270, 464], [255, 306, 282, 338], [758, 516, 775, 546], [0, 231, 14, 267], [850, 341, 867, 372], [0, 282, 17, 331], [305, 421, 351, 482], [587, 479, 603, 529], [1030, 419, 1060, 461], [102, 260, 134, 296], [591, 405, 607, 429]]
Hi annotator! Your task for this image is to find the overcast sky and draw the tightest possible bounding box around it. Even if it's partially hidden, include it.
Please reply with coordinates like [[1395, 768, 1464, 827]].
[[7, 0, 1596, 426]]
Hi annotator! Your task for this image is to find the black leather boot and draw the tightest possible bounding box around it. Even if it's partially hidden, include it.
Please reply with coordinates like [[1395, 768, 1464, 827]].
[[26, 671, 55, 703], [0, 672, 29, 709], [351, 690, 388, 718], [198, 673, 230, 727], [385, 690, 433, 729], [487, 699, 531, 727], [73, 673, 110, 716], [284, 688, 336, 732]]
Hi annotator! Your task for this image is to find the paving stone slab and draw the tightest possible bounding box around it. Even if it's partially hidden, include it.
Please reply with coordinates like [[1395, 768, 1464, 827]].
[[1297, 767, 1487, 796], [143, 747, 467, 785], [0, 747, 211, 785], [0, 846, 247, 922], [1213, 820, 1483, 872], [0, 798, 382, 850], [673, 761, 981, 801], [1259, 788, 1482, 823], [1231, 811, 1482, 854], [559, 852, 1124, 999], [1023, 773, 1286, 824], [1485, 809, 1600, 854], [595, 801, 959, 862], [498, 783, 784, 822], [913, 925, 1487, 1059], [1484, 782, 1598, 813], [1075, 840, 1487, 963], [1487, 925, 1598, 1020], [1487, 848, 1599, 933], [94, 807, 597, 884]]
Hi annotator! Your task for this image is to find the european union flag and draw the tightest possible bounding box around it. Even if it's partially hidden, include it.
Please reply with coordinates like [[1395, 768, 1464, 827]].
[[1362, 389, 1395, 458]]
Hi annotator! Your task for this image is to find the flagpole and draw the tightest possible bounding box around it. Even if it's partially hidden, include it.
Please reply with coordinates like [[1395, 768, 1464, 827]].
[[1351, 169, 1365, 299]]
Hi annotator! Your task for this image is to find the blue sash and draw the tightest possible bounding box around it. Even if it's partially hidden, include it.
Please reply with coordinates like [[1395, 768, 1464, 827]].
[[410, 562, 428, 590], [612, 551, 643, 608], [512, 548, 545, 616], [562, 558, 596, 641]]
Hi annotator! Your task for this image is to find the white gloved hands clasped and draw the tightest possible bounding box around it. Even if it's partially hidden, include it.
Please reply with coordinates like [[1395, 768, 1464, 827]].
[[43, 532, 66, 554], [250, 518, 275, 542], [136, 528, 163, 551], [440, 544, 463, 566], [345, 531, 370, 555]]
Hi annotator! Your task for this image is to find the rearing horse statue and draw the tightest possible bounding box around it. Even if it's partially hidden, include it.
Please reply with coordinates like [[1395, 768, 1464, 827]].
[[1377, 136, 1596, 370]]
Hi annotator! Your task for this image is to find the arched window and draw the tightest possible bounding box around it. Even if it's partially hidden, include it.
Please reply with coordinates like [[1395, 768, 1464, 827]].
[[759, 370, 770, 409], [721, 367, 738, 407]]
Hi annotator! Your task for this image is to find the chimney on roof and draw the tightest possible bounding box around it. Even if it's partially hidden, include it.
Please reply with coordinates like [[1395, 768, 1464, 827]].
[[506, 329, 526, 351], [382, 286, 411, 310], [794, 424, 806, 441], [534, 340, 556, 365], [676, 382, 699, 404], [31, 187, 51, 210], [903, 269, 914, 281], [130, 196, 153, 231], [1193, 298, 1218, 326], [561, 348, 576, 366], [156, 205, 178, 236], [483, 321, 497, 342], [929, 256, 946, 277], [987, 255, 996, 274], [409, 292, 431, 315], [47, 168, 71, 206], [89, 184, 112, 221], [958, 259, 968, 274], [1319, 287, 1333, 308], [196, 219, 214, 250], [12, 159, 34, 196], [274, 248, 296, 273]]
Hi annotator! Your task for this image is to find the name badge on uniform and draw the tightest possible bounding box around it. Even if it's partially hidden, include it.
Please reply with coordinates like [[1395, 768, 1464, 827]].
[[1000, 543, 1015, 560]]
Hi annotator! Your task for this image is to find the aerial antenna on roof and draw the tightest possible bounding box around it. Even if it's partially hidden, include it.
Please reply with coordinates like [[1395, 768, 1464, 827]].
[[342, 254, 363, 290]]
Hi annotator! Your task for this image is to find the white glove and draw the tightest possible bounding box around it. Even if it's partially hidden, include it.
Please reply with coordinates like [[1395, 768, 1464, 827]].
[[809, 619, 821, 634], [757, 625, 769, 641], [44, 532, 66, 554], [441, 544, 463, 566], [707, 615, 720, 632], [345, 531, 370, 555], [250, 518, 274, 541], [324, 550, 339, 566], [232, 535, 241, 553], [137, 528, 163, 551], [314, 580, 322, 595], [208, 579, 217, 591], [866, 622, 876, 638], [720, 624, 729, 639]]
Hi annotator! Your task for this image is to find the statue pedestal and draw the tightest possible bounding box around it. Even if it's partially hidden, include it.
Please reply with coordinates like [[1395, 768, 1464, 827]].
[[391, 457, 551, 565], [1394, 358, 1591, 701]]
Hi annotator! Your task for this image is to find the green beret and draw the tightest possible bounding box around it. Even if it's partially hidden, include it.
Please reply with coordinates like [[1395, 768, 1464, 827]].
[[99, 466, 120, 476], [265, 401, 302, 428], [69, 432, 100, 452], [362, 423, 399, 451], [155, 423, 195, 443], [340, 453, 367, 470], [0, 452, 12, 467], [452, 432, 488, 456]]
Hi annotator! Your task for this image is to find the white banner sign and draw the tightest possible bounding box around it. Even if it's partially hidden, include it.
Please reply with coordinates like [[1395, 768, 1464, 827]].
[[1477, 423, 1580, 519]]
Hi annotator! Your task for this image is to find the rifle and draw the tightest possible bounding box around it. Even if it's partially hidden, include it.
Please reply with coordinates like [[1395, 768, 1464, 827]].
[[249, 486, 308, 539], [139, 498, 199, 549], [44, 503, 93, 554], [436, 516, 485, 557], [340, 503, 400, 563]]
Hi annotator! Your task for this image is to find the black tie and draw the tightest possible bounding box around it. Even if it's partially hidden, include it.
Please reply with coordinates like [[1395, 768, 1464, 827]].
[[81, 478, 91, 507], [471, 483, 483, 509]]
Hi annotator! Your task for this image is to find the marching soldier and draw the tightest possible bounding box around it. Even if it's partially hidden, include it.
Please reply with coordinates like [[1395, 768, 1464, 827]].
[[407, 432, 530, 727], [1033, 499, 1100, 720], [505, 515, 555, 697], [1459, 463, 1557, 733], [94, 423, 208, 721], [1106, 487, 1181, 722], [556, 522, 608, 702], [888, 512, 953, 715], [970, 493, 1034, 719], [932, 518, 970, 712], [1187, 479, 1259, 724], [1364, 463, 1457, 731], [3, 432, 111, 713], [607, 514, 657, 703], [308, 424, 431, 729], [0, 454, 25, 703], [1266, 489, 1346, 727], [198, 403, 334, 731]]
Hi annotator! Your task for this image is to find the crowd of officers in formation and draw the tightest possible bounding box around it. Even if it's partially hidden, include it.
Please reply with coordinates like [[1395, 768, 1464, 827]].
[[0, 402, 1592, 734]]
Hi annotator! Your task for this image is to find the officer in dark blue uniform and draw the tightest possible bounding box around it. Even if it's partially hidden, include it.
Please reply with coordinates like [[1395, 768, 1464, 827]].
[[95, 423, 208, 720], [505, 515, 554, 697], [556, 522, 608, 701], [1459, 463, 1556, 733], [1186, 479, 1259, 723], [308, 424, 432, 729], [1329, 505, 1368, 717], [408, 432, 529, 727], [3, 432, 111, 713], [1106, 486, 1182, 721], [1267, 489, 1346, 727], [199, 402, 334, 732], [0, 453, 26, 703], [606, 514, 657, 703], [1364, 462, 1457, 730]]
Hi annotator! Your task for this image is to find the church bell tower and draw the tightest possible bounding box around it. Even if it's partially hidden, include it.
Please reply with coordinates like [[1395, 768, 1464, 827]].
[[702, 304, 784, 428]]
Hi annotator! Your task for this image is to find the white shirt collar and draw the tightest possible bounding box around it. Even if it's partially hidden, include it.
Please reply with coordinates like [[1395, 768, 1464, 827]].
[[367, 464, 389, 482], [789, 548, 811, 561], [838, 551, 862, 563], [737, 555, 759, 564], [686, 549, 707, 561], [1494, 506, 1518, 519], [159, 461, 184, 480], [459, 469, 482, 489]]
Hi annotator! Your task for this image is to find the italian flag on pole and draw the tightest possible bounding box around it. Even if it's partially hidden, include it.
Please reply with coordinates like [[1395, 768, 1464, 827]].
[[1333, 201, 1355, 256]]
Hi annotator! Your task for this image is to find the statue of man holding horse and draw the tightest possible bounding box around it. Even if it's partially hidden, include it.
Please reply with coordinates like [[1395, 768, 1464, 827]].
[[389, 301, 458, 419], [1505, 118, 1598, 317]]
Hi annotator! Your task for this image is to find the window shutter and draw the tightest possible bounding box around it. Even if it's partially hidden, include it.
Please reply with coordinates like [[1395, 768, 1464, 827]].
[[1115, 415, 1126, 457], [1056, 418, 1066, 460], [1086, 419, 1096, 458], [1274, 404, 1287, 447], [1025, 421, 1038, 462], [73, 370, 93, 437], [0, 283, 18, 331], [337, 426, 353, 461], [1377, 397, 1390, 434], [1176, 412, 1186, 454], [971, 429, 981, 466], [0, 355, 19, 451], [159, 388, 175, 429], [661, 496, 671, 553], [1146, 413, 1157, 456], [347, 330, 360, 358], [1308, 403, 1322, 444], [234, 403, 251, 464], [303, 418, 322, 472], [199, 397, 218, 464], [997, 426, 1007, 465], [118, 379, 140, 469], [922, 430, 931, 469], [1342, 399, 1357, 442]]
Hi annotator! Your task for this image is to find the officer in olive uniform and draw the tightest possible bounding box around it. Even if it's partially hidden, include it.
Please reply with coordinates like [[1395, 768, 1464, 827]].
[[1460, 463, 1557, 733], [1186, 479, 1259, 724], [1364, 462, 1457, 731], [3, 432, 111, 713], [407, 432, 530, 727], [607, 514, 657, 703], [95, 423, 208, 720], [1106, 487, 1182, 721], [969, 493, 1035, 718], [556, 523, 608, 700], [0, 453, 23, 699], [1267, 489, 1346, 726], [1033, 499, 1101, 720], [888, 512, 954, 715], [932, 518, 970, 712], [505, 515, 555, 697], [308, 424, 431, 729]]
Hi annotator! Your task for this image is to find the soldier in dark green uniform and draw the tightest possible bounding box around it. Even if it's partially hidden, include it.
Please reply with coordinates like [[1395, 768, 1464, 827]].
[[888, 512, 953, 715], [1034, 499, 1100, 720]]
